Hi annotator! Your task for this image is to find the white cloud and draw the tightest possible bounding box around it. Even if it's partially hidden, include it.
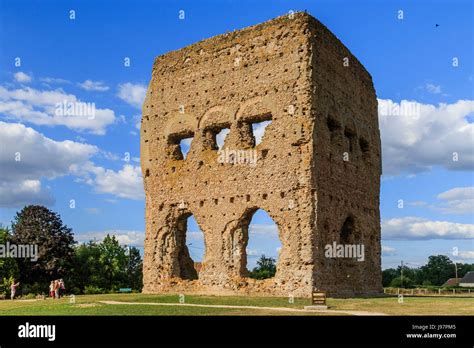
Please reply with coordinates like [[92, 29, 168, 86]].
[[408, 200, 428, 207], [0, 121, 144, 206], [252, 120, 271, 145], [0, 121, 97, 207], [456, 250, 474, 260], [117, 83, 147, 109], [0, 121, 97, 182], [382, 217, 474, 240], [216, 128, 230, 148], [14, 72, 32, 83], [0, 179, 54, 208], [187, 231, 204, 241], [425, 83, 441, 94], [438, 186, 474, 201], [87, 164, 144, 200], [378, 99, 474, 175], [40, 77, 70, 85], [435, 186, 474, 215], [247, 249, 260, 257], [78, 80, 110, 92], [381, 245, 397, 256], [0, 86, 116, 135], [76, 230, 144, 247], [249, 224, 278, 236], [133, 114, 141, 130]]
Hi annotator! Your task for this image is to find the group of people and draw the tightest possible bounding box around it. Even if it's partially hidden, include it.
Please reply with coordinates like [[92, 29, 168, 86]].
[[9, 278, 66, 300], [49, 279, 65, 299]]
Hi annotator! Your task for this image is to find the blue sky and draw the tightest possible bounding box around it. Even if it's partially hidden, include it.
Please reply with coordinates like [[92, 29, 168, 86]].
[[0, 0, 473, 269]]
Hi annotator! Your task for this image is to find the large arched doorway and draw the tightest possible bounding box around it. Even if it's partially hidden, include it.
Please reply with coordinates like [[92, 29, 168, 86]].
[[242, 208, 281, 279], [175, 213, 205, 280]]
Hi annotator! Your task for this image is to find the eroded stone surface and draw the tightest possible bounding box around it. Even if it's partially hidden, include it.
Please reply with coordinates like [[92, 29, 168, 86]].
[[141, 13, 382, 298]]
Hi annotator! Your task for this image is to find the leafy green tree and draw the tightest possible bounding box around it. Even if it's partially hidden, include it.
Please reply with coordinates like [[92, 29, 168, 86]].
[[382, 268, 398, 287], [419, 255, 455, 286], [248, 255, 276, 280], [98, 235, 128, 290], [68, 241, 103, 293], [397, 265, 417, 281], [457, 263, 474, 278], [0, 228, 19, 294], [67, 236, 143, 294], [11, 206, 75, 287], [125, 246, 143, 290], [390, 276, 415, 288]]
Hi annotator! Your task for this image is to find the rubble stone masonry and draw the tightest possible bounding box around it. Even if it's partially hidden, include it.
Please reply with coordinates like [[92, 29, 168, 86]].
[[141, 12, 382, 297]]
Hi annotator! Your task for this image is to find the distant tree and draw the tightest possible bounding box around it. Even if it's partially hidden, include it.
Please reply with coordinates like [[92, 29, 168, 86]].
[[382, 268, 398, 287], [0, 227, 19, 294], [68, 236, 143, 294], [248, 255, 276, 280], [98, 235, 128, 290], [397, 265, 418, 282], [125, 246, 143, 290], [11, 205, 75, 286], [390, 276, 415, 288], [457, 263, 474, 278], [419, 255, 454, 286], [68, 241, 103, 293]]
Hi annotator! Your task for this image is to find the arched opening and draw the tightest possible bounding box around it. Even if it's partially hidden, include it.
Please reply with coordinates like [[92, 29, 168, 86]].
[[251, 120, 272, 146], [243, 209, 281, 279], [168, 131, 194, 160], [203, 123, 231, 150], [238, 112, 272, 148], [340, 215, 358, 244], [175, 213, 204, 279], [186, 215, 205, 276], [216, 128, 230, 149]]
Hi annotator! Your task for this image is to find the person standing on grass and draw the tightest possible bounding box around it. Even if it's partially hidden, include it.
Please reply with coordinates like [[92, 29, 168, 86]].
[[54, 280, 60, 299], [59, 279, 65, 298], [10, 279, 20, 300], [49, 281, 55, 298]]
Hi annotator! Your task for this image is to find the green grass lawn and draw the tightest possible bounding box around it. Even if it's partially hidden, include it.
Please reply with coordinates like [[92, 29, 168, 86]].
[[329, 296, 474, 315], [0, 293, 471, 316]]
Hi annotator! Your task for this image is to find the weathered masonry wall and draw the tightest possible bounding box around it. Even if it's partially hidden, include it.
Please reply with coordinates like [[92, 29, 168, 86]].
[[141, 12, 382, 298], [307, 16, 383, 296]]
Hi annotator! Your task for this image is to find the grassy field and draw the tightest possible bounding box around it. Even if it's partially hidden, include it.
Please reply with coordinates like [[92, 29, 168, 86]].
[[0, 293, 472, 316]]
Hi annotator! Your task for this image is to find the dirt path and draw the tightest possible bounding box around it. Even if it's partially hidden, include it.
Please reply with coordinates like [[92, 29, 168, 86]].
[[99, 300, 387, 316]]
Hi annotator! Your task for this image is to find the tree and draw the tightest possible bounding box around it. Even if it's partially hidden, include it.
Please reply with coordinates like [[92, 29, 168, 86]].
[[11, 205, 75, 286], [98, 235, 128, 290], [68, 241, 103, 293], [419, 255, 454, 286], [248, 255, 276, 280], [125, 246, 143, 290], [390, 276, 415, 288], [0, 227, 19, 295], [382, 268, 398, 287], [67, 236, 143, 294]]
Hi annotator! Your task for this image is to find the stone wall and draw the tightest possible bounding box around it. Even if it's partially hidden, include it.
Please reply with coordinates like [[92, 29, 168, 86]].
[[141, 12, 382, 298]]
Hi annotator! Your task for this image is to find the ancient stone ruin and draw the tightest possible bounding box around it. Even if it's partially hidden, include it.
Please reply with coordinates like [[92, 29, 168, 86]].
[[141, 12, 382, 297]]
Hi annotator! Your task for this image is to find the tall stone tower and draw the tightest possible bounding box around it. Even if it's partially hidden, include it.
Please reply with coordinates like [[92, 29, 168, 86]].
[[141, 13, 382, 297]]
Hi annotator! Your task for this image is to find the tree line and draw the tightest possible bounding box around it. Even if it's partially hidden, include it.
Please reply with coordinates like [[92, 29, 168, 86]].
[[0, 205, 142, 297], [382, 255, 474, 288]]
